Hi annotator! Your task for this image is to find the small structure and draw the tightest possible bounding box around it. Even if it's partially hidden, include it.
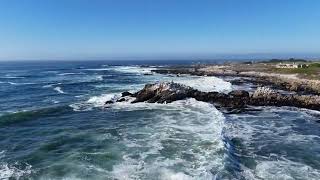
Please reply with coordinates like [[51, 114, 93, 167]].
[[276, 63, 308, 69]]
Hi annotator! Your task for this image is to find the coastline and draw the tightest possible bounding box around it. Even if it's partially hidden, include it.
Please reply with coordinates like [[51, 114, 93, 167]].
[[152, 62, 320, 94], [2, 62, 320, 179], [106, 61, 320, 112]]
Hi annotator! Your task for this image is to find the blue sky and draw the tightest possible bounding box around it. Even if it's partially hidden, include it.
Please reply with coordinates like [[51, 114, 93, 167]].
[[0, 0, 319, 60]]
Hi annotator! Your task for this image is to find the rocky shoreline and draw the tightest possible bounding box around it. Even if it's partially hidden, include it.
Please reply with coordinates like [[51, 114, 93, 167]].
[[103, 64, 320, 112], [152, 66, 320, 95], [106, 82, 320, 111]]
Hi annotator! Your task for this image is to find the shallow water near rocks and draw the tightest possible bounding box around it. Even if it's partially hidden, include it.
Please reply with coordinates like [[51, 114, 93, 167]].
[[0, 61, 320, 180]]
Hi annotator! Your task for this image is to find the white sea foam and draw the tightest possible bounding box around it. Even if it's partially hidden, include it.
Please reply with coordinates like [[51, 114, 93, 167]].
[[112, 66, 156, 74], [69, 93, 121, 111], [43, 83, 62, 88], [84, 68, 111, 71], [8, 82, 18, 85], [0, 163, 32, 179], [254, 158, 320, 180], [223, 106, 320, 179], [68, 73, 231, 177], [52, 100, 60, 104], [54, 87, 65, 94], [0, 151, 32, 179], [3, 75, 25, 79], [95, 75, 104, 81], [87, 93, 120, 107], [0, 151, 4, 159], [69, 103, 90, 112], [1, 82, 35, 85], [58, 72, 85, 76], [69, 97, 226, 178], [159, 169, 193, 180], [110, 98, 225, 179], [174, 76, 232, 93]]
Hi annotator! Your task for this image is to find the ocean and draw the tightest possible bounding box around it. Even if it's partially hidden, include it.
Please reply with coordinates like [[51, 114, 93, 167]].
[[0, 60, 320, 180]]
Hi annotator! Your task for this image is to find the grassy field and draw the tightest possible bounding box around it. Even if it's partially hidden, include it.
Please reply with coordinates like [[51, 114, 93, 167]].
[[269, 62, 320, 79]]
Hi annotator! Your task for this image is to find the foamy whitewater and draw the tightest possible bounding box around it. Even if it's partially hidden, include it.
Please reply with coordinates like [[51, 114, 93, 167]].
[[1, 61, 320, 180]]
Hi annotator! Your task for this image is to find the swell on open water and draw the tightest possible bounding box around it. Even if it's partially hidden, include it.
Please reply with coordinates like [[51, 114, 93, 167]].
[[0, 61, 320, 180]]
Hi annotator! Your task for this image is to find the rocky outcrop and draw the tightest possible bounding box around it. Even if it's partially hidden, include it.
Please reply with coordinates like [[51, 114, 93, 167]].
[[132, 82, 195, 103], [117, 82, 320, 111]]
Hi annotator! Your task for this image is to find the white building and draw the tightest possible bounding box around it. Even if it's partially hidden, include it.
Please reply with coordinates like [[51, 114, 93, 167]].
[[276, 63, 298, 68], [275, 63, 308, 69]]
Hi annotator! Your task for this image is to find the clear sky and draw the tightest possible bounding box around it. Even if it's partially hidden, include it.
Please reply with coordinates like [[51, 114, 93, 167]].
[[0, 0, 320, 60]]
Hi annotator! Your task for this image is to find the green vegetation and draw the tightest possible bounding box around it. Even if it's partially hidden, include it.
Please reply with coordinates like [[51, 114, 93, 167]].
[[309, 63, 320, 68], [270, 62, 320, 79]]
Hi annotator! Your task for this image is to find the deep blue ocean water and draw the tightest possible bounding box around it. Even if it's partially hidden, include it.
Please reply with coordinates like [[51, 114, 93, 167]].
[[1, 60, 320, 180]]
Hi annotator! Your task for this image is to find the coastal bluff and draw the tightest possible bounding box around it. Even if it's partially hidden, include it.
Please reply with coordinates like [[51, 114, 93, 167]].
[[107, 82, 320, 111]]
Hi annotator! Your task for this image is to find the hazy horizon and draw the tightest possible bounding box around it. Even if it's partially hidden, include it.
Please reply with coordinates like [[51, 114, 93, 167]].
[[1, 52, 320, 62]]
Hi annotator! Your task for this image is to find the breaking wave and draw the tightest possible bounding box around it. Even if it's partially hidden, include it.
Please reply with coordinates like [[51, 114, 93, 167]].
[[69, 93, 121, 111], [109, 98, 226, 179]]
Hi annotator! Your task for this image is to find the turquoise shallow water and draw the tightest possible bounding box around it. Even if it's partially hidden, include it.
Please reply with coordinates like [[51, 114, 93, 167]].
[[0, 61, 320, 180]]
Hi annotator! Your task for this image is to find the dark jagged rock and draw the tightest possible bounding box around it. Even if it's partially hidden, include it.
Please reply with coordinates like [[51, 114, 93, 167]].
[[131, 84, 157, 103], [229, 90, 250, 98], [132, 82, 194, 103], [116, 98, 126, 102], [105, 100, 114, 104], [229, 78, 253, 85], [121, 91, 133, 97]]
